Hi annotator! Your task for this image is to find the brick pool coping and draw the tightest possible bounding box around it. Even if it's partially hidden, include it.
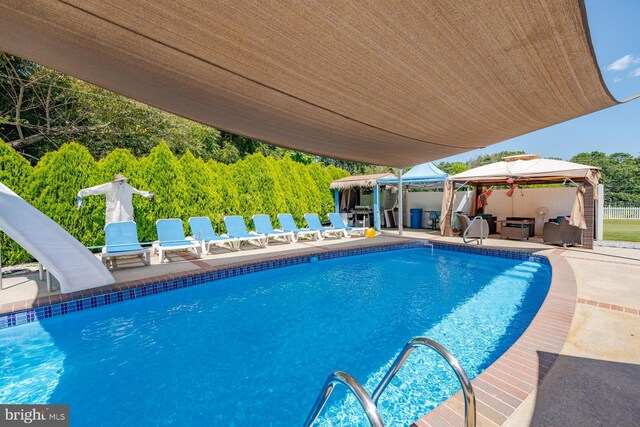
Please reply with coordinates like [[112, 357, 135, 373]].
[[0, 240, 572, 426], [414, 248, 576, 427]]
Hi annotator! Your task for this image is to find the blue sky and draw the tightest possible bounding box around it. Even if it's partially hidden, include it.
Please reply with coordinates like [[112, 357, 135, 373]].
[[438, 0, 640, 163]]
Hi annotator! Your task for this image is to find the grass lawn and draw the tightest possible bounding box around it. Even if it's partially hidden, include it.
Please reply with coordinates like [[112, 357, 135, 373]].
[[603, 219, 640, 242]]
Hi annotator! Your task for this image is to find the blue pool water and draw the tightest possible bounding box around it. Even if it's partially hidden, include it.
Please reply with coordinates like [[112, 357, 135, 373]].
[[0, 248, 550, 426]]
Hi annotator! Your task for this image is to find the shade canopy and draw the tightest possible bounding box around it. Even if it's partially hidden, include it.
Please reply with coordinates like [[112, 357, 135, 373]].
[[378, 162, 448, 187], [330, 173, 394, 190], [447, 155, 601, 185], [0, 1, 619, 167]]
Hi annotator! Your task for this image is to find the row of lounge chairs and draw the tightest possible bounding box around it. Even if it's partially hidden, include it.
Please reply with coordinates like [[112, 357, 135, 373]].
[[101, 213, 367, 267]]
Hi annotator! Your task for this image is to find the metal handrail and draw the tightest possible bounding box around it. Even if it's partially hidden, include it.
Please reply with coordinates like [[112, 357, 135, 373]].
[[371, 337, 476, 427], [304, 371, 385, 427], [463, 216, 486, 245]]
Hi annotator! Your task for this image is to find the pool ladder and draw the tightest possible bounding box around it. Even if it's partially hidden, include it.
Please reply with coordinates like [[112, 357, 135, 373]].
[[303, 337, 476, 427]]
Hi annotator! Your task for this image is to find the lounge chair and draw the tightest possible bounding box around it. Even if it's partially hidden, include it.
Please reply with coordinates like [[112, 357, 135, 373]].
[[327, 213, 366, 237], [223, 216, 268, 248], [304, 213, 347, 239], [102, 221, 150, 268], [252, 214, 294, 244], [456, 214, 489, 245], [155, 218, 202, 263], [188, 217, 238, 253], [277, 213, 321, 242]]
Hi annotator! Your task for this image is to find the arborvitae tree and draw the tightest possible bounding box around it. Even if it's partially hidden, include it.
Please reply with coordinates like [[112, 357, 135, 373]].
[[296, 162, 323, 223], [207, 160, 240, 230], [137, 142, 187, 240], [0, 141, 34, 264], [179, 150, 224, 234], [306, 162, 335, 219], [272, 155, 311, 224], [28, 142, 104, 248], [231, 153, 287, 227]]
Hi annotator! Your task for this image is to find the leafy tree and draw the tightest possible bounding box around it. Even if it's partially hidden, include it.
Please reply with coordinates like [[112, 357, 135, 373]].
[[207, 160, 240, 229], [27, 142, 104, 247], [231, 153, 287, 226], [179, 150, 224, 234], [306, 162, 335, 219], [137, 142, 187, 240], [0, 141, 33, 264], [437, 161, 468, 175]]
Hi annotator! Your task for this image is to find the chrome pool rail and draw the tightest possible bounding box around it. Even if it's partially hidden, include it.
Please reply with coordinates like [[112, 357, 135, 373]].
[[303, 371, 384, 427], [371, 337, 476, 427]]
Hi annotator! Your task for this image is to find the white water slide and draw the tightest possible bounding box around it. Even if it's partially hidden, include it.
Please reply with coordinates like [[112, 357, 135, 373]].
[[0, 182, 114, 293]]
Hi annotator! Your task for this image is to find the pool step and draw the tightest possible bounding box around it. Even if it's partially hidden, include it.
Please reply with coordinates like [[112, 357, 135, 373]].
[[304, 337, 476, 427]]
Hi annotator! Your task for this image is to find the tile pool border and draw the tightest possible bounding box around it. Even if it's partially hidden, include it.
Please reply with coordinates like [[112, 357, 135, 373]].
[[414, 248, 576, 427], [0, 240, 549, 328]]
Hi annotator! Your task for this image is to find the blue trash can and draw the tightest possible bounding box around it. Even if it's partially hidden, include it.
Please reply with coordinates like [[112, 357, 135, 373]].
[[410, 208, 423, 229]]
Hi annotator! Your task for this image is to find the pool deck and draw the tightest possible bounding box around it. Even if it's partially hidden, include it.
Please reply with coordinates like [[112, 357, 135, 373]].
[[1, 230, 639, 426]]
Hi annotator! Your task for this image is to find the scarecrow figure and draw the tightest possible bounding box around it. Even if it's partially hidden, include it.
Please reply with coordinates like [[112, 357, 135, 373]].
[[77, 174, 154, 224]]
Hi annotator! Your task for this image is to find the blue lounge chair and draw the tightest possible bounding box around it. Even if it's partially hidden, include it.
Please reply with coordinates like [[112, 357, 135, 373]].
[[102, 221, 150, 268], [277, 213, 321, 242], [223, 216, 267, 248], [155, 219, 202, 263], [189, 217, 238, 253], [328, 213, 366, 237], [304, 213, 347, 239], [252, 214, 294, 244]]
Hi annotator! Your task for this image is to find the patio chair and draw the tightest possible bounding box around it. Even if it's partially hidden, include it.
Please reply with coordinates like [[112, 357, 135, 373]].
[[277, 213, 321, 242], [328, 213, 366, 237], [543, 219, 582, 247], [155, 218, 202, 263], [304, 213, 347, 239], [188, 217, 238, 253], [252, 214, 294, 244], [456, 214, 489, 245], [102, 221, 150, 268], [223, 216, 268, 248]]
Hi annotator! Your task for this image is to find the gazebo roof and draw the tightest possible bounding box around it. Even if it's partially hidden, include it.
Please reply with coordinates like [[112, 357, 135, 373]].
[[378, 162, 448, 186], [330, 173, 395, 190], [0, 1, 621, 167], [448, 155, 600, 185]]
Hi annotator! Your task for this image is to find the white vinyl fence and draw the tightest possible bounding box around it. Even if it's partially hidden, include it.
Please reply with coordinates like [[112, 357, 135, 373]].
[[603, 206, 640, 220]]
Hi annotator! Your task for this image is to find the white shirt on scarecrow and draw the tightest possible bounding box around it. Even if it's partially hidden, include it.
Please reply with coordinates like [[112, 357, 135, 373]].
[[77, 174, 154, 224]]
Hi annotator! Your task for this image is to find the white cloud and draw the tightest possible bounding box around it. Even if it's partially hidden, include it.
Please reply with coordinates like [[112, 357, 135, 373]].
[[630, 67, 640, 77], [613, 77, 623, 83], [607, 54, 636, 71]]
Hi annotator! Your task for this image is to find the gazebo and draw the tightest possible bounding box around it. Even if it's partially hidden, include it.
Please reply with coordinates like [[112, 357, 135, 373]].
[[378, 162, 449, 234], [330, 173, 395, 231], [440, 155, 601, 248]]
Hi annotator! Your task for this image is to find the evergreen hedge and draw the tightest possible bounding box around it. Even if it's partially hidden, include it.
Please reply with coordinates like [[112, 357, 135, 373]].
[[0, 141, 349, 265]]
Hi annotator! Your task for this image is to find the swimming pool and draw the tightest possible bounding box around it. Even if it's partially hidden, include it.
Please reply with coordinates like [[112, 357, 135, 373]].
[[0, 246, 550, 426]]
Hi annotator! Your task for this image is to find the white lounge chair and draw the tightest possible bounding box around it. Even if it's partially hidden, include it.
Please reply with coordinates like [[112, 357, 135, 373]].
[[102, 221, 150, 268], [189, 216, 238, 253], [252, 214, 294, 244], [155, 218, 202, 262], [277, 213, 321, 242], [304, 213, 347, 239], [223, 216, 268, 248]]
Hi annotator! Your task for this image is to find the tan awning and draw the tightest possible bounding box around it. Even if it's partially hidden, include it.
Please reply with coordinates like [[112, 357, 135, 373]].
[[0, 1, 619, 167], [330, 173, 395, 190]]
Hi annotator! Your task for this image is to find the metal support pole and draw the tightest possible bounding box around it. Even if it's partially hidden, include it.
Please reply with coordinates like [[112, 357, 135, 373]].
[[398, 168, 403, 236], [39, 263, 44, 281], [373, 184, 381, 231], [334, 189, 340, 213], [0, 243, 3, 291]]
